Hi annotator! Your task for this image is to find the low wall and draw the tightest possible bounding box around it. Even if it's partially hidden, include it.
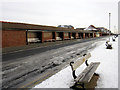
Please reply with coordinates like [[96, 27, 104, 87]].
[[2, 30, 26, 48]]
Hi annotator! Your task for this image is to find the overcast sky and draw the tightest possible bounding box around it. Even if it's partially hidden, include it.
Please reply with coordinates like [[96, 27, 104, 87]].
[[0, 0, 119, 33]]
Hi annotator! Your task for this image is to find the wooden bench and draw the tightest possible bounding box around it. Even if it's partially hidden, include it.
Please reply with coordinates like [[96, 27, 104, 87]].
[[105, 41, 112, 49], [70, 53, 100, 89], [112, 37, 115, 41], [114, 35, 118, 38]]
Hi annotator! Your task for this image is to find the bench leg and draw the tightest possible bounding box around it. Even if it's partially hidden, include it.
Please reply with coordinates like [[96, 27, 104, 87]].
[[94, 73, 99, 76], [70, 83, 86, 90], [85, 60, 89, 66], [73, 70, 77, 79], [80, 83, 86, 90]]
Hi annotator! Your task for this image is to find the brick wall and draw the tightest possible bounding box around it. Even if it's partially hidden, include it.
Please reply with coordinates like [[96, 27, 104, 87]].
[[83, 33, 85, 39], [43, 32, 52, 41], [64, 32, 69, 39], [56, 32, 59, 37], [28, 32, 38, 38], [94, 33, 96, 37], [2, 30, 26, 48], [76, 33, 79, 38]]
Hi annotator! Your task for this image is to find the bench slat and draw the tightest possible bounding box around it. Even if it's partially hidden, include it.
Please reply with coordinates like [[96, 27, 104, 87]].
[[82, 62, 100, 83], [72, 53, 91, 70], [75, 62, 100, 83]]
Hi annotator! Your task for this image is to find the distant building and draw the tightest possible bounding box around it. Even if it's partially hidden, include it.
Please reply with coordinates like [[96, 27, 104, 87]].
[[78, 25, 111, 34], [58, 25, 74, 29], [96, 27, 111, 34], [76, 25, 111, 37], [76, 28, 85, 30], [84, 25, 97, 31]]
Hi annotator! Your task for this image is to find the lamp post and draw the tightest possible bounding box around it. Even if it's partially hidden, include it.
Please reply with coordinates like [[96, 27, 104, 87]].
[[114, 26, 116, 34], [109, 13, 111, 41]]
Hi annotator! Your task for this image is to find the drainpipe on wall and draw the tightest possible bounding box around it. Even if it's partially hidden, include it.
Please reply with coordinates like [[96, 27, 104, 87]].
[[26, 30, 28, 45]]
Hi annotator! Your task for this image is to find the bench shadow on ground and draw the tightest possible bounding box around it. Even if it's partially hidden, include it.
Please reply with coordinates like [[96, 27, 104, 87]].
[[71, 74, 99, 90]]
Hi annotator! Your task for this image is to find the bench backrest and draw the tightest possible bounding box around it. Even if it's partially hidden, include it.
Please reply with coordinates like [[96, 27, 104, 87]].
[[71, 53, 91, 71]]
